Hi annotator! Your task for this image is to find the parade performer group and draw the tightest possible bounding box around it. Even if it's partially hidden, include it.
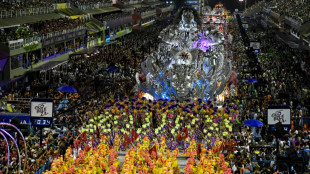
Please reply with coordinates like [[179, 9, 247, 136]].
[[44, 134, 233, 174], [44, 97, 239, 173]]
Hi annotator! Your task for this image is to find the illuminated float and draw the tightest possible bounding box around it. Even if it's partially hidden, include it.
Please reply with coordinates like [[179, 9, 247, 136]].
[[136, 7, 232, 101]]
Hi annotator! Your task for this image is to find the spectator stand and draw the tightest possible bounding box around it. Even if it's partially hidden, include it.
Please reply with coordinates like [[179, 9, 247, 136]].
[[1, 18, 87, 80], [247, 0, 310, 50]]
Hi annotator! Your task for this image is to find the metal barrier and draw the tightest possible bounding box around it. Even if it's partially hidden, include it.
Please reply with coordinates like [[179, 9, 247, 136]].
[[41, 26, 86, 40], [0, 6, 56, 19], [3, 97, 73, 114], [251, 160, 275, 168], [285, 16, 302, 28], [6, 98, 31, 113], [161, 6, 173, 13], [125, 1, 139, 5], [78, 2, 112, 10], [6, 26, 86, 50], [7, 36, 41, 50], [141, 10, 156, 17]]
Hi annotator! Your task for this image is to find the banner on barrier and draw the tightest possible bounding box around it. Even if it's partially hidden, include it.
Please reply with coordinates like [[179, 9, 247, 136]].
[[0, 114, 31, 125]]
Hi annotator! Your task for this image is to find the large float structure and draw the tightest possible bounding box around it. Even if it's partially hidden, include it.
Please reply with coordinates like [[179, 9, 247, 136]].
[[136, 7, 232, 101]]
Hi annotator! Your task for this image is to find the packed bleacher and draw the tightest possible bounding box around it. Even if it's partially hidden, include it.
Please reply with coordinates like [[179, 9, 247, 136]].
[[247, 0, 310, 24], [95, 12, 132, 23], [225, 18, 310, 173], [0, 1, 53, 11], [2, 2, 310, 174], [0, 17, 171, 173], [0, 18, 87, 43], [271, 0, 310, 24]]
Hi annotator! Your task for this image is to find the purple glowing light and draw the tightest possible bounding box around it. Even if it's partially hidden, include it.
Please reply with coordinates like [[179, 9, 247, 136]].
[[0, 122, 27, 173], [0, 131, 10, 168], [193, 32, 214, 52], [199, 39, 212, 52], [193, 41, 198, 49], [0, 129, 21, 174]]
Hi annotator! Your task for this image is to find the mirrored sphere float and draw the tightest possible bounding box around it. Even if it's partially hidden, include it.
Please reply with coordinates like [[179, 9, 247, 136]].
[[136, 8, 232, 101]]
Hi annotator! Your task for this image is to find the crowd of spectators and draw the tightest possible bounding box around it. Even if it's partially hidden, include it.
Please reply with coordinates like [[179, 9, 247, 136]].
[[28, 18, 86, 35], [135, 6, 156, 14], [226, 16, 310, 173], [95, 12, 132, 23], [0, 16, 171, 173], [271, 0, 310, 24], [133, 3, 170, 16], [2, 4, 310, 173], [33, 17, 310, 173], [247, 0, 310, 24], [0, 1, 53, 11], [0, 18, 86, 42]]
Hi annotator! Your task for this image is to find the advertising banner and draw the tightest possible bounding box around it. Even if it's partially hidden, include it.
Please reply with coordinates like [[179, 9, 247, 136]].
[[242, 23, 248, 30], [31, 101, 53, 118], [0, 114, 31, 125], [267, 106, 291, 125], [30, 99, 53, 127], [30, 99, 53, 118], [250, 41, 261, 50]]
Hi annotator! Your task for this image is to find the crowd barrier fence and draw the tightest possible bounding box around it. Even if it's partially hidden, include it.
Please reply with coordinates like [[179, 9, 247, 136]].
[[78, 2, 112, 11], [0, 7, 56, 19]]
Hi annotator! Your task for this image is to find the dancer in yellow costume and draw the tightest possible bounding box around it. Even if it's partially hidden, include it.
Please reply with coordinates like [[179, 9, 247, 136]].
[[114, 134, 120, 152], [213, 137, 223, 154], [182, 139, 197, 157], [172, 149, 180, 174]]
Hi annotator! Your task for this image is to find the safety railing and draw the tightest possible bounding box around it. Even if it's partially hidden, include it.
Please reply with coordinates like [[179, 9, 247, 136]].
[[251, 160, 275, 168], [141, 10, 156, 17], [5, 26, 86, 50], [78, 2, 112, 11], [8, 36, 41, 50], [124, 1, 140, 5], [41, 26, 86, 40], [285, 16, 302, 28], [0, 6, 56, 19], [161, 6, 173, 13]]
